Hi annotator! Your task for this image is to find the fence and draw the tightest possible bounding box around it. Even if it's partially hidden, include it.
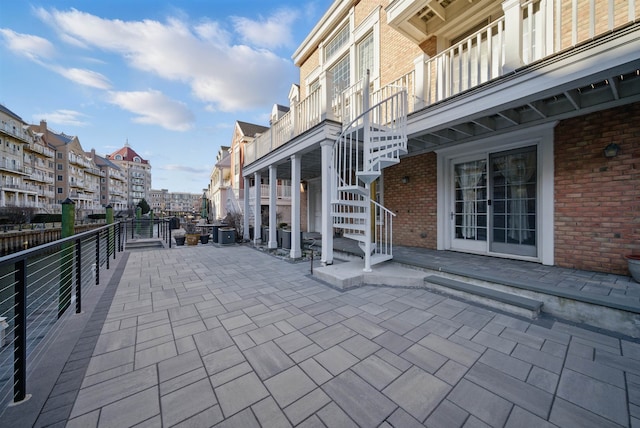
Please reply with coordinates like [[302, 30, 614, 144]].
[[0, 219, 173, 408]]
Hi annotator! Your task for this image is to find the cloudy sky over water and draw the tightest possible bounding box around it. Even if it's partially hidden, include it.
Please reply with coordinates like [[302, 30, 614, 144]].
[[0, 0, 333, 193]]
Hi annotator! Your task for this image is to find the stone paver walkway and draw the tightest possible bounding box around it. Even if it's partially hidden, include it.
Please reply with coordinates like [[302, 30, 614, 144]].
[[33, 245, 640, 426]]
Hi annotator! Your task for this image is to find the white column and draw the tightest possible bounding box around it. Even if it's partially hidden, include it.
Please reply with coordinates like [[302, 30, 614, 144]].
[[243, 176, 251, 241], [320, 140, 333, 265], [268, 165, 278, 249], [502, 0, 524, 73], [319, 70, 335, 122], [414, 53, 430, 110], [253, 172, 261, 245], [290, 154, 302, 259]]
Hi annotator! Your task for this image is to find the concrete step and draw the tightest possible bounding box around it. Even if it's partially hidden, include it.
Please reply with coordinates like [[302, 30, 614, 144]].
[[423, 275, 543, 319], [125, 239, 164, 250]]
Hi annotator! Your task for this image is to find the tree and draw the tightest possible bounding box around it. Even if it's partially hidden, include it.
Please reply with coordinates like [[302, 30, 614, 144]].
[[137, 198, 151, 215]]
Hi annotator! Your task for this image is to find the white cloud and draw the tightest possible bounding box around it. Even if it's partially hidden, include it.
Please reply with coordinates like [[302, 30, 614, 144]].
[[107, 90, 195, 131], [34, 109, 89, 127], [161, 164, 210, 174], [35, 7, 298, 112], [0, 28, 55, 60], [231, 9, 298, 49], [61, 67, 112, 89]]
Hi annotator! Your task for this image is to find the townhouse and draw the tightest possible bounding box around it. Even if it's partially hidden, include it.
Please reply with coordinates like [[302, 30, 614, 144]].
[[88, 150, 128, 212], [241, 0, 640, 275]]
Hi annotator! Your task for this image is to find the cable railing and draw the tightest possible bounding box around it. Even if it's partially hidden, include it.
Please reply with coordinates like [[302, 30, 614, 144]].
[[0, 222, 127, 408]]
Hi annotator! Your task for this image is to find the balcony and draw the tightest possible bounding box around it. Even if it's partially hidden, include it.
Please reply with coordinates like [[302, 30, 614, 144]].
[[0, 123, 29, 142], [0, 161, 28, 175], [248, 183, 292, 201], [244, 0, 638, 167]]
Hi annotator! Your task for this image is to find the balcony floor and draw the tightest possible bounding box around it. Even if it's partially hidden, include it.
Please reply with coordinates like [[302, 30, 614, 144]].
[[2, 243, 638, 427]]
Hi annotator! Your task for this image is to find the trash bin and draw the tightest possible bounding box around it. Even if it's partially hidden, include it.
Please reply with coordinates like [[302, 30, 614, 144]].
[[170, 217, 180, 230], [280, 230, 303, 250], [219, 228, 236, 245]]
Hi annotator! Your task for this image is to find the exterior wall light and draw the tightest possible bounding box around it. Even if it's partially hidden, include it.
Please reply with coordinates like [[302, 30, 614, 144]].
[[603, 143, 620, 158], [402, 176, 410, 184]]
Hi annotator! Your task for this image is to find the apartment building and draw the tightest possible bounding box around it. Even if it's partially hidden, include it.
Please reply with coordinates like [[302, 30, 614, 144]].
[[0, 105, 56, 210], [241, 0, 640, 275], [106, 143, 151, 209], [149, 188, 170, 213], [88, 150, 128, 212], [29, 120, 104, 214], [208, 146, 232, 221]]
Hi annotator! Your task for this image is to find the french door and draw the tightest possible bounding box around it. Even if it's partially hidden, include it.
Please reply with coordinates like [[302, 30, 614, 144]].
[[452, 146, 537, 258]]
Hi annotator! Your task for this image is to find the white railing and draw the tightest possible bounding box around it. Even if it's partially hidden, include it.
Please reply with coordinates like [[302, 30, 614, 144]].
[[427, 17, 505, 103], [296, 86, 323, 133], [248, 184, 292, 200]]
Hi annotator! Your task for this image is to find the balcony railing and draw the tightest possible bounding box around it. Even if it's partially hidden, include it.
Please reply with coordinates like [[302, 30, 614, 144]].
[[244, 0, 636, 167], [248, 184, 292, 200]]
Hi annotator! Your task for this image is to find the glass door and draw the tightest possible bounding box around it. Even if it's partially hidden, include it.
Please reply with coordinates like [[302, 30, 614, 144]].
[[452, 159, 488, 252], [450, 145, 538, 258], [489, 146, 537, 257]]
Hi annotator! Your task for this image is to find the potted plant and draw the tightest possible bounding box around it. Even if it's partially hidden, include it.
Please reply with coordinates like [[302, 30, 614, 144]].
[[184, 222, 200, 245], [174, 232, 186, 246], [625, 254, 640, 283], [199, 231, 210, 244]]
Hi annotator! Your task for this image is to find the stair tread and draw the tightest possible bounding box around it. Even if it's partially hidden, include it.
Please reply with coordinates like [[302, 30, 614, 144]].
[[424, 275, 543, 311]]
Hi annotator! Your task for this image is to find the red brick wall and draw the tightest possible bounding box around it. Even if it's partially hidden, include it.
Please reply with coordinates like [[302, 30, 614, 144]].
[[384, 152, 437, 248], [554, 102, 640, 275]]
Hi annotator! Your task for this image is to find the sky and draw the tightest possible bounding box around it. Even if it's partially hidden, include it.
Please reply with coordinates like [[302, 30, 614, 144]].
[[0, 0, 334, 193]]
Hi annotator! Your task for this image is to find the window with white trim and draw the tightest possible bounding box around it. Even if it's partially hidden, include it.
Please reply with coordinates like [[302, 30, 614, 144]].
[[325, 25, 349, 62], [330, 54, 350, 95], [357, 32, 374, 79]]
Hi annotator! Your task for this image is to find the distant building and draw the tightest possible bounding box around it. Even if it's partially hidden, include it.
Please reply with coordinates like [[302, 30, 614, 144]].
[[88, 149, 128, 212], [106, 142, 151, 209], [1, 105, 56, 210], [30, 120, 102, 214]]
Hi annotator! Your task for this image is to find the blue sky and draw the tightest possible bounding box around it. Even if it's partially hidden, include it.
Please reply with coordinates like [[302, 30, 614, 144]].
[[0, 0, 333, 193]]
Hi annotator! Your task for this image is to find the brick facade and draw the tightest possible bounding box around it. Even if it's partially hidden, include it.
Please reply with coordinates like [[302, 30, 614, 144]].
[[383, 152, 437, 249], [554, 102, 640, 275]]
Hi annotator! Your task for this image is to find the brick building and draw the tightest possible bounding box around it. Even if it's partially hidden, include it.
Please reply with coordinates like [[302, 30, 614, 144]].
[[242, 0, 639, 275]]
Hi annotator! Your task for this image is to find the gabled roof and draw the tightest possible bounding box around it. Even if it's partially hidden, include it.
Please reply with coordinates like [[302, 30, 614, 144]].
[[91, 152, 121, 170], [236, 121, 268, 138], [0, 104, 24, 122], [107, 143, 149, 164]]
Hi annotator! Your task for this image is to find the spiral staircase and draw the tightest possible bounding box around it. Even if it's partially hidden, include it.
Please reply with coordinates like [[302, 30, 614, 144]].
[[331, 74, 408, 271]]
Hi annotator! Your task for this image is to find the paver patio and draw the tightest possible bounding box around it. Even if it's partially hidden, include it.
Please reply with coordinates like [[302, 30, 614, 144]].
[[3, 244, 639, 427]]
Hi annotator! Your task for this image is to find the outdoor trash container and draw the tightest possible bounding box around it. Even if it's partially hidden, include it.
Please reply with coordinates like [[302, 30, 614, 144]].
[[219, 228, 235, 245]]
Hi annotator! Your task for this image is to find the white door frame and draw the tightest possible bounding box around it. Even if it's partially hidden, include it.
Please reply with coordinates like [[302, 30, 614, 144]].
[[436, 122, 556, 265]]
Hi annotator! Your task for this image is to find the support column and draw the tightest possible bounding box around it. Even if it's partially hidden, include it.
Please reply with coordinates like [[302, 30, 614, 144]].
[[253, 172, 261, 245], [319, 70, 335, 122], [414, 53, 430, 110], [320, 140, 333, 265], [268, 166, 277, 249], [290, 154, 302, 259], [502, 0, 524, 73], [243, 176, 251, 241]]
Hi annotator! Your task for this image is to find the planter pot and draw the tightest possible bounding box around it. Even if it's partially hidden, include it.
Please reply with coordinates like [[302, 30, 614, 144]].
[[200, 234, 210, 244], [626, 255, 640, 283], [175, 235, 185, 246], [185, 233, 200, 245]]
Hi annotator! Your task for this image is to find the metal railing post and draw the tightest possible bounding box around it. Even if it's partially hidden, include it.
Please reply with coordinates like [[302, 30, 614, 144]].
[[14, 258, 27, 402], [106, 230, 110, 270], [95, 233, 100, 285], [75, 239, 82, 313]]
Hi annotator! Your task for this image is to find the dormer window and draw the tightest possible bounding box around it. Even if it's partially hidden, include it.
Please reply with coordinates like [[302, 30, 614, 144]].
[[133, 156, 141, 163], [115, 154, 122, 160]]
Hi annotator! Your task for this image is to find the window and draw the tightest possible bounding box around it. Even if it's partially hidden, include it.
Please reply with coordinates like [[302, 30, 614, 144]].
[[357, 32, 374, 79], [57, 175, 63, 181], [330, 54, 350, 94], [115, 154, 122, 160], [325, 25, 349, 61], [57, 164, 63, 170], [57, 188, 63, 194], [57, 153, 63, 159], [133, 156, 141, 163]]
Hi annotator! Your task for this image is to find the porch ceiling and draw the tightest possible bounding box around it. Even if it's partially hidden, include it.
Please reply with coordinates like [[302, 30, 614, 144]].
[[405, 25, 640, 155]]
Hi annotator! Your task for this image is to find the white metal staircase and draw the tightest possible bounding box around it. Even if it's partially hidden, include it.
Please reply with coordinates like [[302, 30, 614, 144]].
[[331, 72, 408, 272]]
